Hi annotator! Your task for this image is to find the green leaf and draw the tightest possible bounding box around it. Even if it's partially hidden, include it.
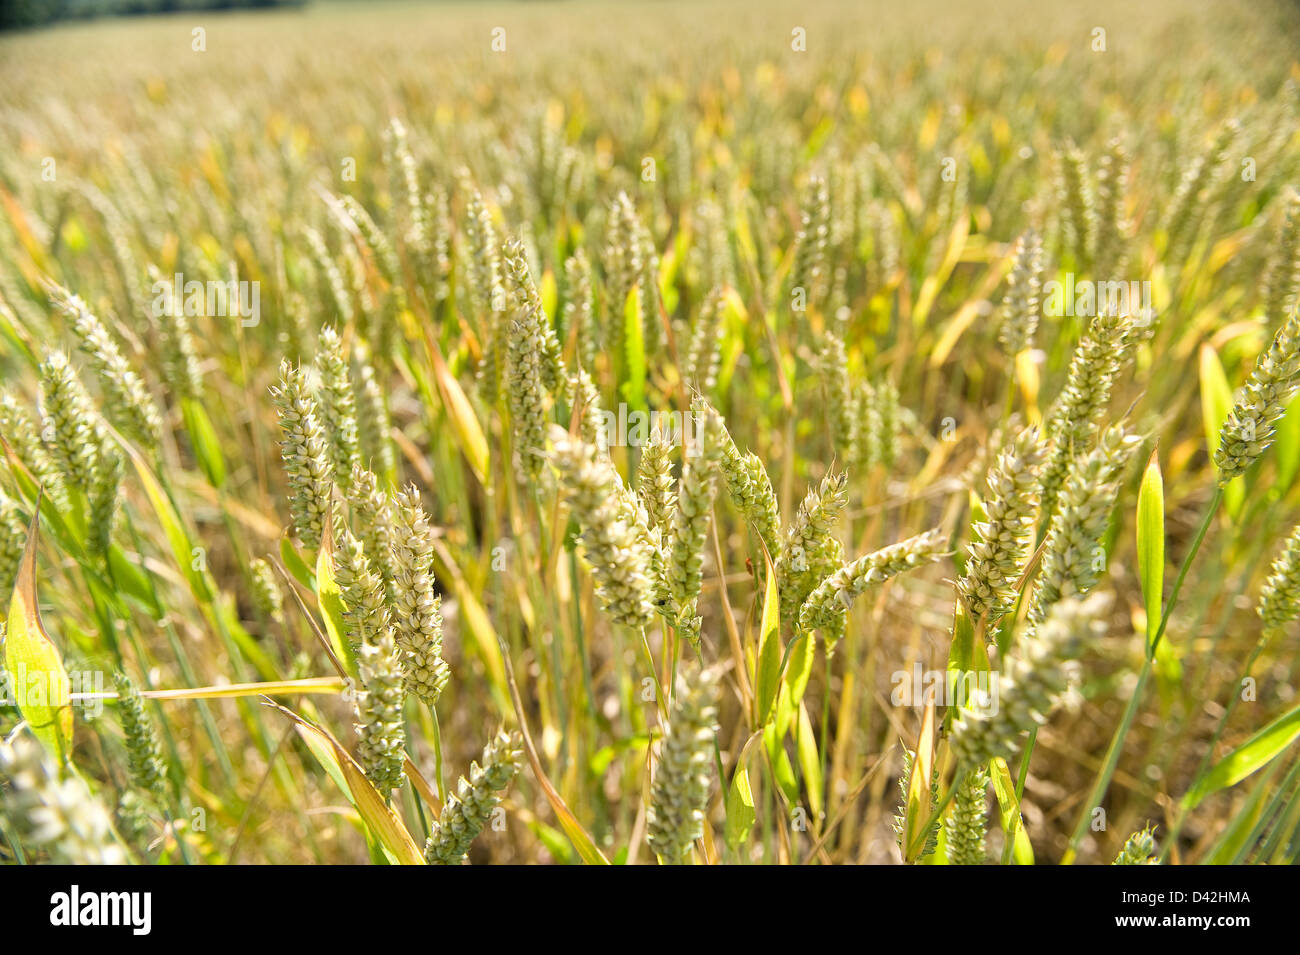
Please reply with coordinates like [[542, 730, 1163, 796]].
[[714, 288, 749, 399], [0, 299, 36, 367], [762, 718, 799, 805], [3, 439, 86, 551], [774, 631, 815, 733], [902, 702, 937, 862], [5, 437, 154, 611], [793, 703, 824, 822], [587, 734, 650, 778], [206, 596, 280, 681], [947, 602, 977, 674], [525, 819, 579, 865], [802, 116, 836, 160], [280, 534, 315, 590], [1199, 344, 1231, 456], [121, 438, 213, 603], [315, 517, 356, 677], [724, 733, 761, 850], [618, 286, 646, 416], [657, 231, 685, 315], [990, 757, 1034, 865], [106, 545, 159, 609], [1183, 701, 1300, 810], [4, 507, 73, 760], [1136, 448, 1165, 651], [180, 397, 227, 488], [1273, 393, 1300, 492], [754, 550, 782, 726], [1202, 761, 1284, 864]]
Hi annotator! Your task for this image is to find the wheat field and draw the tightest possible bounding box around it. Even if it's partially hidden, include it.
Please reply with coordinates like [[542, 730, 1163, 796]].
[[1, 0, 1300, 867]]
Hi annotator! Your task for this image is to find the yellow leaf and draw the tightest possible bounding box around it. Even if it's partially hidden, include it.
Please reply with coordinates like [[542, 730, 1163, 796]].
[[141, 677, 346, 702], [423, 329, 489, 484], [912, 215, 969, 329], [274, 705, 425, 865]]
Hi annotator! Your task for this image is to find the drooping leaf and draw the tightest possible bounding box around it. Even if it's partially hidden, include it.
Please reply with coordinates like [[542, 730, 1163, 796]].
[[4, 507, 73, 760], [274, 704, 425, 864]]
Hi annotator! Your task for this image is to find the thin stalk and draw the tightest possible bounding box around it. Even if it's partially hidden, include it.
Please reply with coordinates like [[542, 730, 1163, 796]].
[[1062, 487, 1222, 863]]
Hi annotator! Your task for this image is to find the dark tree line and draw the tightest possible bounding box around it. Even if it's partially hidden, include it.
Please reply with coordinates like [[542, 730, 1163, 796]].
[[1, 0, 307, 31]]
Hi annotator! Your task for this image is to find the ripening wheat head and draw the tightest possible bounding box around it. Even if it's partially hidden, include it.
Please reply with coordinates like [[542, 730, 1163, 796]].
[[0, 732, 126, 865], [271, 360, 334, 552], [950, 592, 1110, 768], [549, 425, 656, 630], [957, 426, 1046, 622], [647, 667, 720, 865], [1215, 310, 1300, 484], [424, 730, 522, 865]]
